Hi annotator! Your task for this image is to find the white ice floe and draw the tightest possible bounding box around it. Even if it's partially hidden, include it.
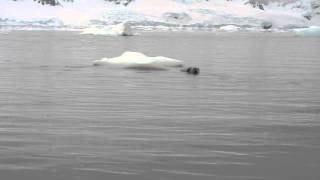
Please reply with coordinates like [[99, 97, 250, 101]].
[[219, 25, 240, 31], [81, 22, 133, 36], [93, 51, 183, 70], [293, 26, 320, 37]]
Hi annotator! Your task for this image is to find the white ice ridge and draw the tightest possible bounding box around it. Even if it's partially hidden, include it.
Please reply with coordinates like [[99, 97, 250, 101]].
[[81, 22, 133, 36], [93, 51, 184, 70]]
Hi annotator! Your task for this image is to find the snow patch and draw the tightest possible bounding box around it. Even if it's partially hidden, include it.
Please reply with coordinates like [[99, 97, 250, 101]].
[[163, 12, 192, 24]]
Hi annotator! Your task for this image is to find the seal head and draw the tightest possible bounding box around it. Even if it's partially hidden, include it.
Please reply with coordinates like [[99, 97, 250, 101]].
[[182, 67, 200, 75]]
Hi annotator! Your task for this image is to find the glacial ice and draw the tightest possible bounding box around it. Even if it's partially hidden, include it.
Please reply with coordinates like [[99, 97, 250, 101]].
[[0, 0, 318, 32], [93, 51, 184, 70], [81, 22, 133, 36], [293, 26, 320, 37]]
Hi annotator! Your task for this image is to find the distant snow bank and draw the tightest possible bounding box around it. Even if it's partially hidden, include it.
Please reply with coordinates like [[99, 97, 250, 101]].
[[0, 0, 318, 32], [93, 52, 184, 70]]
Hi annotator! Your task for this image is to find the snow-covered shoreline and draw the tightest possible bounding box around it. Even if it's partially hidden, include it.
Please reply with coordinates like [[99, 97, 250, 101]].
[[1, 0, 320, 34]]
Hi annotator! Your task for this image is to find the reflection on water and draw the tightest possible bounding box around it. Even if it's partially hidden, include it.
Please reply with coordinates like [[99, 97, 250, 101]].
[[0, 31, 320, 180]]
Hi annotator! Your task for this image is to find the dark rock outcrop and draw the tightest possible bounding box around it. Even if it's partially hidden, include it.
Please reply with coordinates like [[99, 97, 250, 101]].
[[261, 21, 272, 29]]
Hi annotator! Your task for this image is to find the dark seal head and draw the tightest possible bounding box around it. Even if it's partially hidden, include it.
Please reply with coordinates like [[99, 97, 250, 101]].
[[182, 67, 200, 75]]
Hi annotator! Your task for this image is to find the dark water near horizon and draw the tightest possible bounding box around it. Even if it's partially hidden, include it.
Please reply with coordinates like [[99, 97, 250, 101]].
[[0, 31, 320, 180]]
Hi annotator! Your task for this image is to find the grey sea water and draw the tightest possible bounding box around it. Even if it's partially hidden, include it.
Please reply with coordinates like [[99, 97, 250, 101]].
[[0, 31, 320, 180]]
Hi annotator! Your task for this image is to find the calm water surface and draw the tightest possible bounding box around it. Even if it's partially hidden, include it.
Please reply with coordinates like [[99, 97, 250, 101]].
[[0, 31, 320, 180]]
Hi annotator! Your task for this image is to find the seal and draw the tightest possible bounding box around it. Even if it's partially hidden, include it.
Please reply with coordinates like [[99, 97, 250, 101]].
[[181, 67, 200, 75]]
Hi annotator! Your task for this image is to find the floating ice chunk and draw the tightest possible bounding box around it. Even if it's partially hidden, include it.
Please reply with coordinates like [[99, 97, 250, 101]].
[[293, 26, 320, 37], [81, 22, 133, 36], [219, 25, 240, 32], [112, 22, 133, 36], [93, 51, 183, 70]]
